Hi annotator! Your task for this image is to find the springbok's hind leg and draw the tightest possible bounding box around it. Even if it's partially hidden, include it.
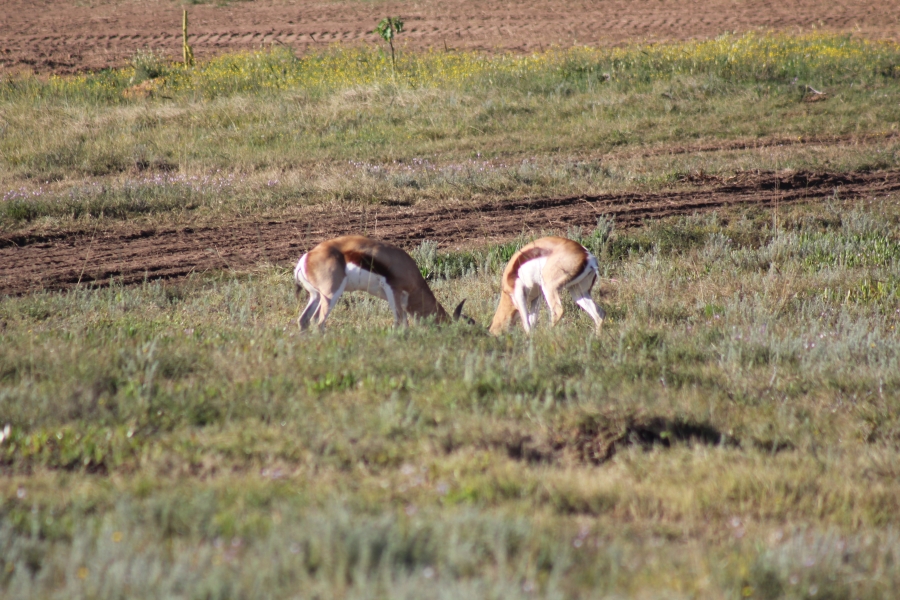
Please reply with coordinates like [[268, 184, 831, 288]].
[[512, 284, 533, 333], [314, 279, 348, 331], [298, 294, 321, 331], [541, 284, 566, 327]]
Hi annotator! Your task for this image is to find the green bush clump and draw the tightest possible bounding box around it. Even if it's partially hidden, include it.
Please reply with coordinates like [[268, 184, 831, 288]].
[[0, 425, 142, 471]]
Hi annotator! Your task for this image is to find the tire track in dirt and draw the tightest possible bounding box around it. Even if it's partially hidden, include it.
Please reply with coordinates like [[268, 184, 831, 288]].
[[2, 170, 898, 296], [629, 132, 900, 160]]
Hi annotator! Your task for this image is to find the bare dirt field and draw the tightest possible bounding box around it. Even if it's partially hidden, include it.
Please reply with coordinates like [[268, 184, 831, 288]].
[[1, 0, 898, 75], [3, 168, 899, 296]]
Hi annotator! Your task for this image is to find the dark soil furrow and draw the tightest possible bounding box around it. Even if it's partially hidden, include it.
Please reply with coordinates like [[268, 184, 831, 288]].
[[630, 132, 900, 160]]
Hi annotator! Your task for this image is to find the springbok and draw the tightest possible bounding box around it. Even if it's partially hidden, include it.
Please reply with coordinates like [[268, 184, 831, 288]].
[[489, 236, 605, 335], [294, 235, 466, 331]]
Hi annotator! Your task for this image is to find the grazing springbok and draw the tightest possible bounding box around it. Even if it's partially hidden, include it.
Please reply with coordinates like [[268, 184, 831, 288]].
[[294, 235, 466, 331], [489, 236, 605, 335]]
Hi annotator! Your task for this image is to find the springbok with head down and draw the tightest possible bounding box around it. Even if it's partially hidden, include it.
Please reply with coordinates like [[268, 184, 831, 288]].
[[294, 235, 466, 331], [489, 236, 605, 335]]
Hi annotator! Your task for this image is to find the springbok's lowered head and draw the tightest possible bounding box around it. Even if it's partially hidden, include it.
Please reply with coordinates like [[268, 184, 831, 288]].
[[489, 236, 605, 335], [294, 235, 468, 331]]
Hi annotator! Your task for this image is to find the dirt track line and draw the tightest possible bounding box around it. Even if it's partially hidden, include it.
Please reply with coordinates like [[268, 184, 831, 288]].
[[1, 169, 898, 296], [631, 132, 900, 159]]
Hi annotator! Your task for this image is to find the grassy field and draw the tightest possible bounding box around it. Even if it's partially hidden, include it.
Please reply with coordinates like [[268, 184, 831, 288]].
[[2, 33, 900, 598], [2, 33, 900, 232]]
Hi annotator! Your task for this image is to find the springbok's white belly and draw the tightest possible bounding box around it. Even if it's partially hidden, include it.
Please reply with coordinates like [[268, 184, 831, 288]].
[[344, 263, 390, 299], [514, 252, 599, 296]]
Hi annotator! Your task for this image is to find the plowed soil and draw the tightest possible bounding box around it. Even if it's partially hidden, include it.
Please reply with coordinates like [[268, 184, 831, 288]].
[[3, 169, 899, 295], [2, 0, 898, 75]]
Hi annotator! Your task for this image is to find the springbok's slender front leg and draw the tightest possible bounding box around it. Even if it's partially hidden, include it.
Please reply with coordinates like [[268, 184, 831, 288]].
[[527, 295, 541, 329], [396, 290, 410, 328], [570, 288, 605, 333], [568, 270, 604, 333]]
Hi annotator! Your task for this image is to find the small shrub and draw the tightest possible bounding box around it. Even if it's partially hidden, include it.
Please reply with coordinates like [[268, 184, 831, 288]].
[[129, 49, 169, 85]]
